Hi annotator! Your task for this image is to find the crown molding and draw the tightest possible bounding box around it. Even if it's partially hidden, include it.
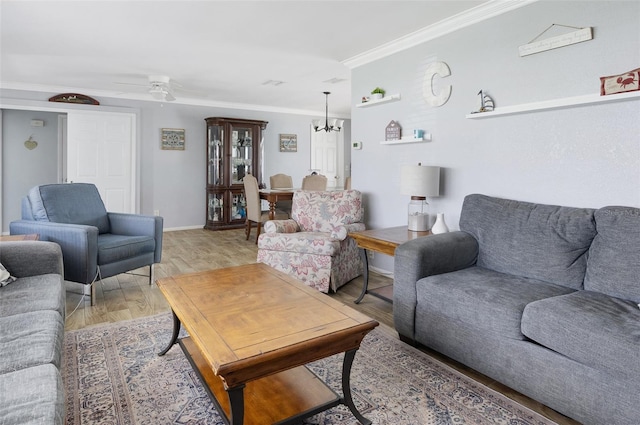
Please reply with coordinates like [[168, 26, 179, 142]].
[[342, 0, 538, 69], [0, 81, 348, 118]]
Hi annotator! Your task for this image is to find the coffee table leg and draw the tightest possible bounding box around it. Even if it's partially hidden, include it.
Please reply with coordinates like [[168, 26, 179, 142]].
[[354, 248, 369, 304], [158, 310, 181, 356], [227, 384, 245, 425], [342, 349, 371, 425]]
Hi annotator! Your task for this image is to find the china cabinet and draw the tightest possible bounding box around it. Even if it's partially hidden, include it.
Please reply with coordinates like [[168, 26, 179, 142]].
[[205, 117, 268, 230]]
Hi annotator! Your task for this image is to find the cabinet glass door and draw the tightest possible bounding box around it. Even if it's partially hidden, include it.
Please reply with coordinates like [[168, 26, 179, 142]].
[[230, 192, 246, 221], [208, 125, 224, 186], [231, 126, 253, 184], [207, 192, 224, 223]]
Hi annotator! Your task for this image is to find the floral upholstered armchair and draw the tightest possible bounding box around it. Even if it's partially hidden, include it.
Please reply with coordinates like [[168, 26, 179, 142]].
[[257, 190, 365, 293]]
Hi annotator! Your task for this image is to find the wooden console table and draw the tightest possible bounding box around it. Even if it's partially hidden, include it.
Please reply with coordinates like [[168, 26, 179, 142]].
[[0, 234, 39, 242], [351, 226, 430, 303]]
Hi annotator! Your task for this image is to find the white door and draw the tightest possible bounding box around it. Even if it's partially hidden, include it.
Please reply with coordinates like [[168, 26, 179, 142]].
[[310, 125, 344, 188], [66, 111, 136, 213]]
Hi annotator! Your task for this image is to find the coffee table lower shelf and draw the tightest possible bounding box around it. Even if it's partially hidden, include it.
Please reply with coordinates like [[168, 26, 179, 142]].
[[179, 337, 343, 425]]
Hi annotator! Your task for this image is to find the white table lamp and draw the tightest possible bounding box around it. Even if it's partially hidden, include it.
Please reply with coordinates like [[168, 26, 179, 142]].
[[400, 163, 440, 231]]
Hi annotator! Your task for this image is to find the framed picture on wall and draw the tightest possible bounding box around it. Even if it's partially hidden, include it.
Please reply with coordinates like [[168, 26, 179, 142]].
[[161, 128, 185, 150], [279, 134, 297, 152]]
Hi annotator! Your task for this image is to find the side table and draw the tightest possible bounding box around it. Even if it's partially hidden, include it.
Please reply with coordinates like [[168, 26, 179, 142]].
[[0, 234, 39, 242], [351, 226, 430, 304]]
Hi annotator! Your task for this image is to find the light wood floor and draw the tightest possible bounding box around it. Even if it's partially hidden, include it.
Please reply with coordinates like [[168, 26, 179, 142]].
[[64, 228, 578, 425]]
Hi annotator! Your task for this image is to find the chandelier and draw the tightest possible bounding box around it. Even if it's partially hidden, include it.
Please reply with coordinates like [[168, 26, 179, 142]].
[[313, 91, 342, 132]]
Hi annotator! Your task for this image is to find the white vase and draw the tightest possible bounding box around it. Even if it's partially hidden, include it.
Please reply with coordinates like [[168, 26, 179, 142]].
[[431, 213, 449, 234]]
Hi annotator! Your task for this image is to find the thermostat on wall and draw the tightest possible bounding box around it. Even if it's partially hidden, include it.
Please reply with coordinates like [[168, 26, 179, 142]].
[[31, 119, 44, 127], [352, 141, 362, 150]]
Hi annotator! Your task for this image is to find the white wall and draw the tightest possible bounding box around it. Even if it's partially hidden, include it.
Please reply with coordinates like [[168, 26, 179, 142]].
[[351, 1, 640, 272], [1, 110, 60, 231], [0, 90, 351, 231]]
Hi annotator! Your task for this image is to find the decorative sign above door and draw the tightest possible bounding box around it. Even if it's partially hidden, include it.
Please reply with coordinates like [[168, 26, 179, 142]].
[[49, 93, 99, 105]]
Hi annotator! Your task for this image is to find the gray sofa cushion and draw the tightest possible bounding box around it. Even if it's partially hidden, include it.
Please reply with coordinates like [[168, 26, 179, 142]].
[[584, 206, 640, 303], [459, 194, 596, 289], [522, 290, 640, 379], [98, 233, 157, 264], [28, 183, 110, 233], [417, 266, 575, 340], [0, 274, 65, 317], [0, 364, 64, 425], [0, 310, 64, 373]]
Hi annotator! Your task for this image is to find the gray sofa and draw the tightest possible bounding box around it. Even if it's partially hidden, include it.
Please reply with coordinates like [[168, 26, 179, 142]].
[[394, 194, 639, 425], [0, 241, 66, 425]]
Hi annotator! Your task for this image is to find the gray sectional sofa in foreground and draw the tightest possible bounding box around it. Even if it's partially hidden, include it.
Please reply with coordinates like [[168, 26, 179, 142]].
[[394, 194, 639, 425], [0, 241, 66, 425]]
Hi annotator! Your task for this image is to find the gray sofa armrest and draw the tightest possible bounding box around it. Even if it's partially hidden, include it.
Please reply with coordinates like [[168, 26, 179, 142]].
[[393, 231, 478, 341], [0, 241, 63, 278], [10, 220, 98, 284], [108, 213, 163, 263]]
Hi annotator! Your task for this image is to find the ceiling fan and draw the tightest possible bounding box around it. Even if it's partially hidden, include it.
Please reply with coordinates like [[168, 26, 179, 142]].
[[148, 75, 175, 101], [115, 75, 177, 102]]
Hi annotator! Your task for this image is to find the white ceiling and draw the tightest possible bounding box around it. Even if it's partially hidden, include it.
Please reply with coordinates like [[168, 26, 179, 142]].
[[0, 0, 499, 117]]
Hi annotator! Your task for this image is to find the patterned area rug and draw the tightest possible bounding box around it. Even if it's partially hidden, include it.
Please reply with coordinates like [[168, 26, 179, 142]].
[[62, 313, 557, 425]]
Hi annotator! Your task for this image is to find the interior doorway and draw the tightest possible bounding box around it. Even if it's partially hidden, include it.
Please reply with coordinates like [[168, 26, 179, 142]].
[[309, 124, 345, 188], [0, 100, 139, 234]]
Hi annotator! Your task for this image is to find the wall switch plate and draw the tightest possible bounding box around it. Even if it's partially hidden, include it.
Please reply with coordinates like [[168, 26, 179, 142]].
[[352, 141, 362, 150], [154, 210, 160, 216]]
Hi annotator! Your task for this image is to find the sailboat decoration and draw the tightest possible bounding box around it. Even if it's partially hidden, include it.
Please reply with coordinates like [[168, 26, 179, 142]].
[[472, 89, 495, 114]]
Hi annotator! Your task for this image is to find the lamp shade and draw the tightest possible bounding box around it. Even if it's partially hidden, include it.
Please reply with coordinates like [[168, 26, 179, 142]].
[[400, 164, 440, 197]]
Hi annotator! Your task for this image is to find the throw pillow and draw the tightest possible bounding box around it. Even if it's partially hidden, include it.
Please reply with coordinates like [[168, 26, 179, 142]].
[[0, 263, 17, 287]]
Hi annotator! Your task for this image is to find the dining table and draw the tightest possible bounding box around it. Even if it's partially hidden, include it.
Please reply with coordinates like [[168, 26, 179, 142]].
[[259, 189, 295, 220]]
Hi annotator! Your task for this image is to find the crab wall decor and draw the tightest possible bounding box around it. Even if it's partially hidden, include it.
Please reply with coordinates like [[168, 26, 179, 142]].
[[600, 68, 640, 96]]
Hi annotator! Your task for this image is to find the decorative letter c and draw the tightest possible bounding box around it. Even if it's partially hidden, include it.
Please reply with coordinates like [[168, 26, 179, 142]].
[[423, 61, 452, 107]]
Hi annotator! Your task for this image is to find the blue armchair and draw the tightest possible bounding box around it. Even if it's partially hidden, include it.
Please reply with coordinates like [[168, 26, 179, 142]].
[[9, 183, 163, 305]]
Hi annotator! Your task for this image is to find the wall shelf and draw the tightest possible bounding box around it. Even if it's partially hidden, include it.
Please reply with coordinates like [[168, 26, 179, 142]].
[[465, 91, 640, 119], [380, 134, 431, 145], [355, 93, 401, 108]]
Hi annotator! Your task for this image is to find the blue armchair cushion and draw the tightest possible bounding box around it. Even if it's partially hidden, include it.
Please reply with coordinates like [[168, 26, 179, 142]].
[[98, 234, 156, 265], [27, 183, 110, 233], [459, 194, 597, 289]]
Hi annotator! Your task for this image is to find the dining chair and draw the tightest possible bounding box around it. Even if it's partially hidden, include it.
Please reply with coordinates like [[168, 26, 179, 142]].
[[301, 174, 327, 191], [243, 174, 288, 243], [270, 173, 293, 189], [269, 173, 294, 215]]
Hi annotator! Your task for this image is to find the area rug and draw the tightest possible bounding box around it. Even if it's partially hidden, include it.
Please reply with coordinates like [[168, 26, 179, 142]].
[[62, 313, 557, 425]]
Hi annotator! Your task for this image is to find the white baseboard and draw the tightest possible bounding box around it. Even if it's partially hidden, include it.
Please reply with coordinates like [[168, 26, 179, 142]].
[[163, 225, 205, 232], [369, 265, 394, 279]]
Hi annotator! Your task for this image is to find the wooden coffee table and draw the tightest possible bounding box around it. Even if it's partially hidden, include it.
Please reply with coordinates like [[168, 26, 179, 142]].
[[350, 226, 431, 303], [156, 263, 379, 425]]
